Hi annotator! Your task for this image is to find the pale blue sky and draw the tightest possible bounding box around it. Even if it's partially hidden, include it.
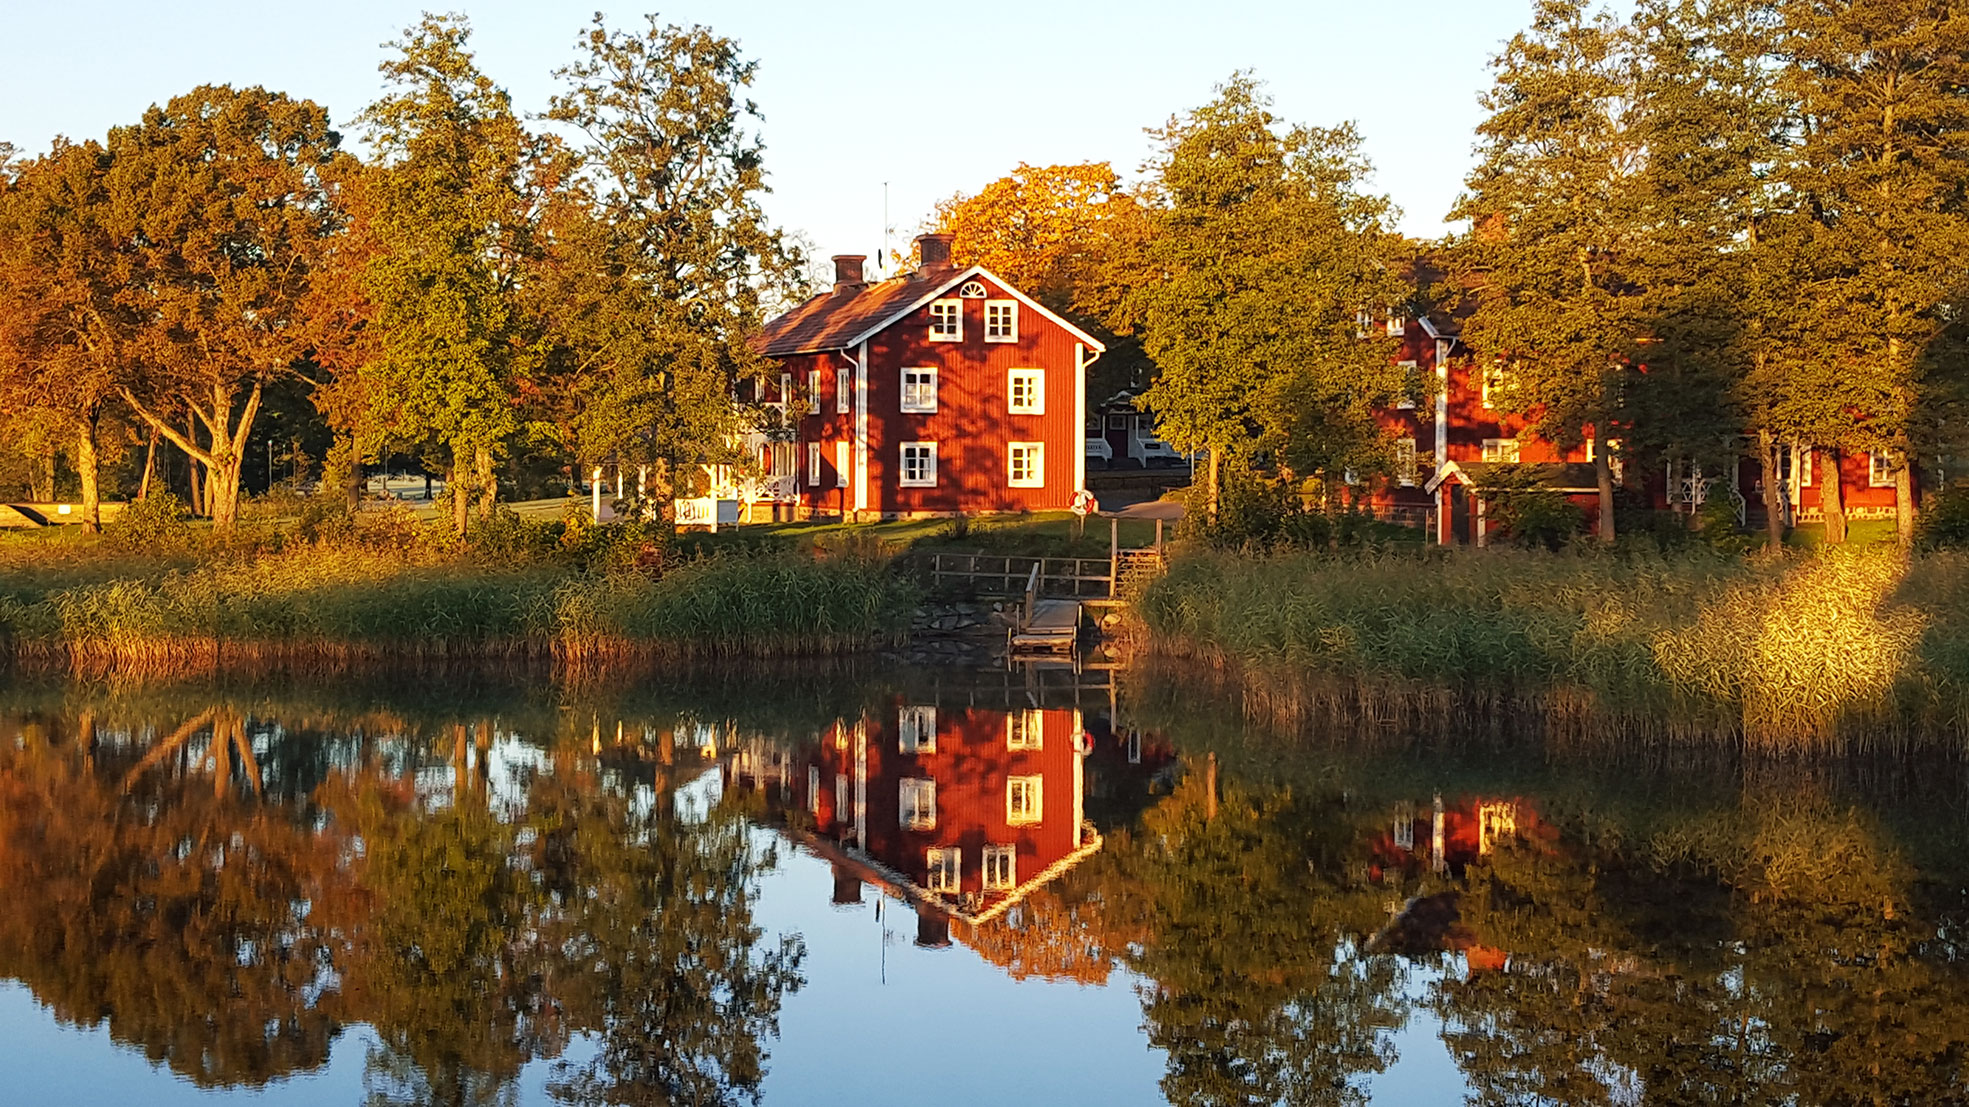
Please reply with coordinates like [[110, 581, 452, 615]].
[[0, 0, 1532, 264]]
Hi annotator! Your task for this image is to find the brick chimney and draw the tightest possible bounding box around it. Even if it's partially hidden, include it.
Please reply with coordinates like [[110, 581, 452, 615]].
[[915, 233, 954, 276], [831, 254, 867, 294]]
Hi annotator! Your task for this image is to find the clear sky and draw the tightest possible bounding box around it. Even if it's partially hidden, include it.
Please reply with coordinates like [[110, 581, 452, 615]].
[[0, 0, 1532, 266]]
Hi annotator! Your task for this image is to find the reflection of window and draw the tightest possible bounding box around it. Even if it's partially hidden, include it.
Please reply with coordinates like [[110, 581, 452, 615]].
[[1126, 730, 1141, 764], [900, 442, 937, 487], [1870, 451, 1896, 487], [983, 845, 1017, 890], [835, 368, 851, 414], [1009, 369, 1044, 414], [901, 367, 938, 413], [898, 705, 936, 753], [926, 847, 960, 892], [1393, 801, 1414, 851], [1482, 438, 1521, 464], [1006, 709, 1043, 750], [808, 766, 821, 816], [985, 300, 1018, 342], [900, 777, 937, 830], [1007, 776, 1043, 825], [929, 299, 962, 341], [1106, 414, 1130, 430], [1008, 443, 1044, 488], [1477, 801, 1518, 855], [1395, 438, 1418, 486]]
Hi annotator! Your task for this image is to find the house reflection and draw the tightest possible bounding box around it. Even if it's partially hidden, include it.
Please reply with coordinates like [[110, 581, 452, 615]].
[[726, 697, 1154, 946], [1364, 793, 1551, 976]]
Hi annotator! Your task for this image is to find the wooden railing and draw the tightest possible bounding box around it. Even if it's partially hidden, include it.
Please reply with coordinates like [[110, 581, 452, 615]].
[[931, 554, 1117, 599]]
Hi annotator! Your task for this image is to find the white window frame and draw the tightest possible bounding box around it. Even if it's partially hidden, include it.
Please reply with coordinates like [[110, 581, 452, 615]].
[[982, 845, 1017, 891], [1482, 438, 1521, 464], [899, 777, 937, 830], [1008, 442, 1044, 488], [834, 441, 850, 488], [984, 300, 1018, 343], [1482, 364, 1507, 410], [1008, 368, 1044, 415], [900, 367, 938, 413], [1395, 437, 1418, 486], [1396, 360, 1419, 410], [898, 704, 937, 754], [807, 441, 821, 487], [1355, 309, 1374, 339], [925, 847, 960, 892], [1870, 451, 1896, 487], [835, 367, 851, 414], [808, 766, 821, 816], [899, 442, 938, 488], [1006, 709, 1044, 751], [779, 373, 792, 406], [808, 369, 821, 405], [928, 299, 962, 342], [1007, 776, 1043, 825]]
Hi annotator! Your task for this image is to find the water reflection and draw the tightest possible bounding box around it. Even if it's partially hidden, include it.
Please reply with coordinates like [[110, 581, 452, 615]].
[[1, 672, 1967, 1104]]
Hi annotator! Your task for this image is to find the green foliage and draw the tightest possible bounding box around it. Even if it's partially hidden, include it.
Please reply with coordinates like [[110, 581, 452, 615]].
[[1190, 469, 1379, 552], [1475, 467, 1587, 550], [105, 492, 193, 555], [1919, 486, 1969, 550]]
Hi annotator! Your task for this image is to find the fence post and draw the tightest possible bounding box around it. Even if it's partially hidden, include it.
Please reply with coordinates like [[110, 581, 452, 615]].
[[1109, 517, 1120, 598]]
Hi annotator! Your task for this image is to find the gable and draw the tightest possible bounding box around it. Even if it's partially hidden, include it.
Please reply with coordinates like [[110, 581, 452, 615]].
[[754, 264, 1106, 357]]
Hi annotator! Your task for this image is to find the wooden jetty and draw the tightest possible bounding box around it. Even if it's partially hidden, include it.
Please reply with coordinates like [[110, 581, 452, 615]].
[[1008, 564, 1081, 656]]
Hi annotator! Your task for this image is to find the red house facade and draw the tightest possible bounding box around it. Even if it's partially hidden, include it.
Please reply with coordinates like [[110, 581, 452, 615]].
[[751, 234, 1106, 519]]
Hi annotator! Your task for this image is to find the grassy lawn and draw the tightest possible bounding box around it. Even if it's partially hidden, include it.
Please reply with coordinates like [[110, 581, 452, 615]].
[[1785, 518, 1902, 547]]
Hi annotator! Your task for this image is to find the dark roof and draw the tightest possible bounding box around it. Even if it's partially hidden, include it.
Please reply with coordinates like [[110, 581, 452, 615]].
[[753, 262, 1107, 357]]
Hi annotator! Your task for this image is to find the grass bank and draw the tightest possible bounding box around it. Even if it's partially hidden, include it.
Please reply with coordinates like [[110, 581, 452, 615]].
[[0, 541, 916, 675], [1135, 546, 1969, 749]]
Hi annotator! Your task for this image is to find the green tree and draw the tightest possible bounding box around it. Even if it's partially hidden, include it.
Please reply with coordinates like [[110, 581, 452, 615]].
[[1129, 74, 1408, 516], [540, 13, 800, 513], [106, 86, 346, 533], [1454, 0, 1641, 544]]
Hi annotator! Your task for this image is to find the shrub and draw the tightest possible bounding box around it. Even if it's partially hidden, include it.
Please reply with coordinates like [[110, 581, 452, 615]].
[[106, 493, 194, 555], [1917, 484, 1969, 550]]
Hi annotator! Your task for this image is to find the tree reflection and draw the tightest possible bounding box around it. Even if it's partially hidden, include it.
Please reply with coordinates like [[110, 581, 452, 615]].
[[0, 699, 802, 1105]]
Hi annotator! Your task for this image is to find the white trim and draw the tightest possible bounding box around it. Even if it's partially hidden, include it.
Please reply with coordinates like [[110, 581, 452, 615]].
[[1395, 437, 1418, 486], [1006, 709, 1044, 750], [1482, 437, 1521, 463], [1008, 442, 1044, 488], [984, 300, 1018, 343], [807, 368, 821, 406], [925, 847, 960, 892], [1869, 450, 1896, 487], [899, 777, 937, 830], [982, 844, 1017, 890], [1007, 775, 1043, 825], [1434, 341, 1450, 479], [854, 341, 869, 511], [807, 441, 821, 487], [839, 264, 1107, 353], [1395, 360, 1419, 410], [899, 441, 938, 487], [1073, 344, 1087, 493], [834, 440, 849, 489], [928, 298, 963, 342], [900, 366, 938, 413], [1008, 368, 1044, 415], [834, 366, 850, 415], [898, 704, 937, 753]]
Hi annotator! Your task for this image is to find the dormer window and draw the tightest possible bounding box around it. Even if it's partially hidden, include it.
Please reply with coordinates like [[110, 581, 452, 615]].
[[959, 280, 987, 298], [929, 299, 962, 341], [1386, 313, 1407, 337], [984, 301, 1018, 342]]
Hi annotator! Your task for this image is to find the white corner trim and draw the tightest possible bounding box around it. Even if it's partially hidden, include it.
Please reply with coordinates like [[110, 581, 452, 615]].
[[1073, 344, 1087, 493], [854, 341, 869, 512]]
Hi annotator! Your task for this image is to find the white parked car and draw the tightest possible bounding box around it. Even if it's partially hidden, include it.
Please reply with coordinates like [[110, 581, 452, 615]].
[[1084, 436, 1113, 469]]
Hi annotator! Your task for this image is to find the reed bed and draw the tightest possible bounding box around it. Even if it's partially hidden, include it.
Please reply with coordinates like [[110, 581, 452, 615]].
[[0, 544, 916, 676], [1136, 546, 1969, 750]]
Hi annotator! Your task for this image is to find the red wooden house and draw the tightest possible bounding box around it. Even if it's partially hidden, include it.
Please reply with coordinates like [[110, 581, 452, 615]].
[[749, 234, 1106, 519]]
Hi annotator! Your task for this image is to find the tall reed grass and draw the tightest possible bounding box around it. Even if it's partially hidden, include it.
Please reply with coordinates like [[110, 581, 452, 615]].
[[0, 543, 916, 675], [1136, 546, 1969, 749]]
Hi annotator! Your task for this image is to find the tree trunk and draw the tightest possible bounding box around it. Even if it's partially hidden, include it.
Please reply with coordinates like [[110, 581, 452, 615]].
[[1758, 431, 1785, 550], [1895, 449, 1917, 546], [475, 443, 496, 517], [450, 460, 470, 537], [1593, 454, 1616, 545], [1820, 447, 1848, 544], [1207, 447, 1221, 521], [75, 410, 101, 534], [138, 428, 158, 501], [120, 383, 264, 534], [187, 434, 204, 516], [344, 450, 362, 513]]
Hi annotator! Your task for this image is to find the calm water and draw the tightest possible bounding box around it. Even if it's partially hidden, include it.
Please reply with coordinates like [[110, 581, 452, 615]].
[[2, 663, 1966, 1106]]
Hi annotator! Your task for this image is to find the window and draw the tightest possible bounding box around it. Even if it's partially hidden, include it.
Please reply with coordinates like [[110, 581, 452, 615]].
[[808, 369, 821, 404], [1482, 364, 1508, 410], [1356, 309, 1374, 339], [900, 367, 938, 413], [807, 442, 821, 487], [1870, 451, 1896, 487], [1106, 414, 1130, 430], [899, 778, 937, 830], [1798, 446, 1814, 486], [835, 367, 851, 414], [1006, 709, 1043, 751], [1007, 776, 1043, 825], [929, 299, 962, 341], [900, 442, 937, 487], [1386, 312, 1407, 337], [1008, 369, 1044, 414], [1008, 442, 1044, 488], [1396, 360, 1419, 410], [983, 845, 1017, 890], [1395, 437, 1418, 486], [835, 441, 850, 488], [1482, 438, 1521, 463], [925, 847, 960, 892], [959, 280, 987, 298], [898, 705, 936, 753], [985, 300, 1018, 342]]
